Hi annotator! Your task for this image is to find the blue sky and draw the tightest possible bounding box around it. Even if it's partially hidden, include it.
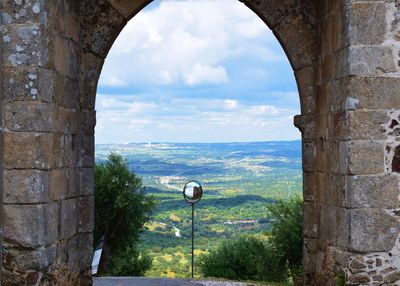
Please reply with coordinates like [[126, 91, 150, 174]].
[[95, 0, 300, 144]]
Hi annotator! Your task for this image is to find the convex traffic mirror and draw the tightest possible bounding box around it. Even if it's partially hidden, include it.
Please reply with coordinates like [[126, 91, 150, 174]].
[[183, 180, 203, 204]]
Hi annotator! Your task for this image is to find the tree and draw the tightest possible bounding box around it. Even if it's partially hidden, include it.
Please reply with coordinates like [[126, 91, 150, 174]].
[[267, 196, 303, 277], [94, 153, 155, 276]]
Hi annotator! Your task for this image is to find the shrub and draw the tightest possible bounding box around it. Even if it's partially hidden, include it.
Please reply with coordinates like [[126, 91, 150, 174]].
[[199, 236, 286, 281]]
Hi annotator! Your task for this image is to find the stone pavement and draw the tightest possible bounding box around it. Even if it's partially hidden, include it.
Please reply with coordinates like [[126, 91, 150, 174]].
[[93, 278, 250, 286], [94, 277, 205, 286]]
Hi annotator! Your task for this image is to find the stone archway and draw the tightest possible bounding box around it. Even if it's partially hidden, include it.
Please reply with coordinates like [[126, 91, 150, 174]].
[[1, 0, 400, 285]]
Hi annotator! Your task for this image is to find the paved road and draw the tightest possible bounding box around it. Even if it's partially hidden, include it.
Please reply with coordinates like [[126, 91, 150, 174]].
[[94, 277, 205, 286]]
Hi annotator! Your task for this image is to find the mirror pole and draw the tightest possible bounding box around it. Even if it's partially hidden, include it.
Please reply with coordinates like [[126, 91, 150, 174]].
[[191, 202, 194, 278]]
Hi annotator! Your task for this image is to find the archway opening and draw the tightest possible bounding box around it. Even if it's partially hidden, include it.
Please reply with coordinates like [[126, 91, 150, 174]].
[[94, 0, 302, 282]]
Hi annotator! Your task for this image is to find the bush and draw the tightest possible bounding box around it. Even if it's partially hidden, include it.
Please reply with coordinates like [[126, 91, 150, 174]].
[[199, 236, 287, 281], [94, 153, 155, 275], [267, 196, 303, 277], [199, 196, 303, 282]]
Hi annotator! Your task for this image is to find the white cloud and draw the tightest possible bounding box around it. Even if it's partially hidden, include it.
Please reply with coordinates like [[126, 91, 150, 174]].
[[95, 93, 300, 143], [185, 64, 229, 85], [99, 0, 284, 87]]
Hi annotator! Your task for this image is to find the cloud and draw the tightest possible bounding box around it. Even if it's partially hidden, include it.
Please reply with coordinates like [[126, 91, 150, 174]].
[[95, 93, 300, 143], [98, 0, 286, 88], [95, 0, 301, 143], [185, 64, 229, 85]]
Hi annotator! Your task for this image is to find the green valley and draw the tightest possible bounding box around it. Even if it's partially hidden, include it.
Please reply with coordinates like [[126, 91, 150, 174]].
[[95, 141, 302, 278]]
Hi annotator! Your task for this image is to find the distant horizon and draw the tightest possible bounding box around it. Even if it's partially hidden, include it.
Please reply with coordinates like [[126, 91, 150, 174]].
[[95, 139, 301, 145]]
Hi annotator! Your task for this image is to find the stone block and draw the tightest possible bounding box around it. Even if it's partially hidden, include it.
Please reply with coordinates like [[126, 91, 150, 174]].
[[58, 107, 81, 134], [80, 110, 96, 136], [294, 114, 316, 141], [49, 168, 67, 201], [274, 14, 315, 70], [80, 0, 126, 57], [53, 8, 80, 42], [4, 132, 55, 169], [3, 203, 58, 247], [303, 172, 316, 202], [53, 134, 74, 168], [349, 208, 399, 252], [342, 110, 389, 140], [319, 204, 337, 245], [60, 198, 79, 239], [78, 195, 94, 233], [72, 135, 95, 168], [80, 168, 94, 196], [3, 244, 56, 271], [339, 140, 385, 175], [303, 142, 316, 172], [67, 167, 80, 198], [4, 101, 57, 132], [348, 2, 386, 45], [3, 169, 49, 204], [295, 65, 316, 114], [106, 0, 150, 18], [53, 35, 80, 79], [347, 76, 400, 110], [3, 67, 53, 102], [67, 233, 93, 273], [345, 175, 399, 209], [1, 24, 49, 68], [54, 74, 79, 109], [79, 53, 104, 110], [348, 46, 397, 75], [304, 201, 318, 238], [0, 0, 47, 25]]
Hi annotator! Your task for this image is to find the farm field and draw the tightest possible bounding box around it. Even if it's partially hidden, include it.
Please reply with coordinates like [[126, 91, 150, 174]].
[[95, 141, 302, 278]]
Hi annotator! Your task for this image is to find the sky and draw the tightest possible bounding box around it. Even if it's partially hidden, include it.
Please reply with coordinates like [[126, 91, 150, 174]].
[[95, 0, 300, 144]]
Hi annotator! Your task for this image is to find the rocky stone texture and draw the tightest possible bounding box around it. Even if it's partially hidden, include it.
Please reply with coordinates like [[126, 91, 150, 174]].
[[0, 0, 400, 285]]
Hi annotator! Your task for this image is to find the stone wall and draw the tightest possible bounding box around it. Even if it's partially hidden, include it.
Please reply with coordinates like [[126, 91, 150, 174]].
[[0, 0, 399, 285]]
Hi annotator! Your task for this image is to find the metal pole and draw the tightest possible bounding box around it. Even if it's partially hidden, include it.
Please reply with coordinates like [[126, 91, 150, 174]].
[[191, 203, 194, 278]]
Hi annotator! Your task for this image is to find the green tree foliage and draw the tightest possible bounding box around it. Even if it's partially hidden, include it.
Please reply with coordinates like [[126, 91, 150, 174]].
[[94, 153, 155, 276], [199, 236, 287, 281], [199, 197, 303, 282], [267, 196, 303, 277]]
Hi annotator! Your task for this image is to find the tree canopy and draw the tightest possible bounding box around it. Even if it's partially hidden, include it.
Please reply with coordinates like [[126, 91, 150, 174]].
[[94, 153, 155, 275]]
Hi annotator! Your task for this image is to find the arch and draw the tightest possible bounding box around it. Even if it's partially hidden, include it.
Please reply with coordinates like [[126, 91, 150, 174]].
[[1, 0, 400, 285]]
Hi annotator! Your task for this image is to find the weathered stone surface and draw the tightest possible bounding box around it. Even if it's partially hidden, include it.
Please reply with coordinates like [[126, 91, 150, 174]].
[[60, 198, 78, 239], [3, 67, 53, 102], [106, 0, 151, 19], [53, 35, 80, 79], [345, 175, 400, 209], [303, 142, 316, 172], [348, 2, 386, 45], [78, 195, 95, 233], [339, 140, 385, 175], [4, 132, 55, 169], [1, 24, 49, 68], [348, 209, 399, 252], [49, 168, 67, 201], [4, 101, 57, 132], [80, 0, 127, 57], [348, 46, 397, 75], [295, 65, 316, 114], [3, 170, 49, 204], [3, 203, 58, 247], [341, 110, 389, 140], [347, 76, 400, 110], [3, 243, 56, 270]]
